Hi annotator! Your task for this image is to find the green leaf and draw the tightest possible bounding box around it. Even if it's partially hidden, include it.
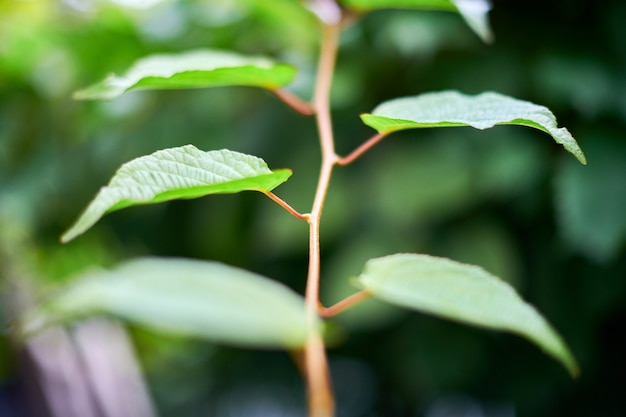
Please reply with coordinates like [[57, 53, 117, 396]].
[[61, 145, 291, 243], [341, 0, 493, 43], [24, 257, 316, 349], [356, 253, 579, 377], [361, 91, 586, 164], [555, 137, 626, 262], [74, 49, 297, 100]]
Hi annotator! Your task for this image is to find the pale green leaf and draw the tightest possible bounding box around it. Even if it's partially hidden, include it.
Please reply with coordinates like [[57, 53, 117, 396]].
[[24, 257, 316, 348], [361, 91, 586, 164], [341, 0, 493, 43], [356, 253, 579, 376], [61, 145, 291, 243], [74, 49, 297, 100]]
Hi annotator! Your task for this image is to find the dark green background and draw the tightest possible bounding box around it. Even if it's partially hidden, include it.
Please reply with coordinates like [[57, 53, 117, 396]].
[[1, 0, 625, 416]]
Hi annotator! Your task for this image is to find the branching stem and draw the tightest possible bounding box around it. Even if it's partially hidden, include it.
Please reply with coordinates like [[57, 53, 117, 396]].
[[301, 4, 383, 415], [320, 290, 372, 318], [304, 18, 341, 417]]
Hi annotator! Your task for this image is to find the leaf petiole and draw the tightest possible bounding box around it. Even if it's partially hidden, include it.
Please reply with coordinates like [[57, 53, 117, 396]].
[[262, 191, 308, 220], [272, 89, 316, 116], [319, 289, 371, 318], [336, 132, 387, 166]]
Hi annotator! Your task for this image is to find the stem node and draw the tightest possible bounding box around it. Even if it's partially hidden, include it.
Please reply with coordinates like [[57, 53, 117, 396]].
[[304, 19, 342, 417], [320, 290, 372, 318]]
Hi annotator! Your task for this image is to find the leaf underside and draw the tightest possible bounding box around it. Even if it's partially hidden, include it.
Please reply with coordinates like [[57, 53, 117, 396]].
[[356, 253, 579, 377], [361, 91, 586, 164], [61, 145, 291, 243], [24, 257, 315, 349], [74, 49, 297, 100], [341, 0, 493, 43]]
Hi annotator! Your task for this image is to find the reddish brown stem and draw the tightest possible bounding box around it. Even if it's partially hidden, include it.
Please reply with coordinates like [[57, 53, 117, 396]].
[[272, 89, 316, 116], [262, 191, 308, 220], [305, 332, 334, 417], [320, 290, 371, 318], [336, 132, 387, 166], [304, 18, 342, 417], [288, 349, 306, 376]]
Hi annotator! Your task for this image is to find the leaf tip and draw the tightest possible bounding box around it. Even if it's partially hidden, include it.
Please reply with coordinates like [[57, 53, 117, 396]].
[[561, 352, 580, 379], [59, 232, 73, 244], [566, 142, 586, 165], [61, 220, 88, 244], [482, 32, 495, 45]]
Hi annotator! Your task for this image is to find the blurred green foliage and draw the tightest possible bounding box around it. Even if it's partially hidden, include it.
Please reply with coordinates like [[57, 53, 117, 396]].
[[1, 0, 625, 416]]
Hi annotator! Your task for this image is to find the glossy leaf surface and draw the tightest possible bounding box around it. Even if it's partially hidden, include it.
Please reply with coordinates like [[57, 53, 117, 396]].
[[25, 257, 315, 348], [362, 91, 586, 164], [62, 146, 291, 242], [341, 0, 493, 42], [356, 253, 579, 376], [74, 49, 297, 100]]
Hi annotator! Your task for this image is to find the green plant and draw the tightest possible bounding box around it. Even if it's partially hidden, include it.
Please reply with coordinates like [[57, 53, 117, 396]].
[[25, 1, 586, 416]]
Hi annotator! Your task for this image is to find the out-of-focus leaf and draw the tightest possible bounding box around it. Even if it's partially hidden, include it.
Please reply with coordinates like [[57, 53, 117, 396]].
[[533, 55, 614, 119], [62, 146, 291, 243], [74, 49, 297, 100], [356, 253, 579, 377], [450, 0, 492, 43], [555, 137, 626, 262], [361, 91, 586, 164], [341, 0, 493, 43], [368, 139, 474, 227], [25, 257, 316, 349], [438, 220, 523, 288]]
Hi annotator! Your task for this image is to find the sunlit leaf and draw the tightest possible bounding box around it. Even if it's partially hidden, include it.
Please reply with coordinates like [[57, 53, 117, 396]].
[[61, 145, 291, 243], [24, 257, 316, 348], [361, 91, 586, 164], [356, 253, 579, 376], [341, 0, 493, 43], [74, 49, 297, 100]]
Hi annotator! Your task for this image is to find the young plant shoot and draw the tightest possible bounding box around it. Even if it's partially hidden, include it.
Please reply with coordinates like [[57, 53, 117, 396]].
[[29, 1, 584, 416]]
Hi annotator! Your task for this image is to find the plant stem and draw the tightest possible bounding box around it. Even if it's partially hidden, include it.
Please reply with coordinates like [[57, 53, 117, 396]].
[[262, 191, 308, 220], [337, 132, 387, 166], [304, 19, 341, 417], [320, 290, 372, 318], [272, 89, 316, 115]]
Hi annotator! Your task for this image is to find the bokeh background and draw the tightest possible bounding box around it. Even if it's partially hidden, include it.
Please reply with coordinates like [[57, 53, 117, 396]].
[[1, 0, 625, 416]]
